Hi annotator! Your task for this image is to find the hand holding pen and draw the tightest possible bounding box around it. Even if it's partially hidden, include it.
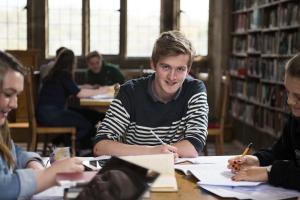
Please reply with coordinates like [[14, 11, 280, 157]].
[[227, 142, 259, 173], [150, 130, 178, 157]]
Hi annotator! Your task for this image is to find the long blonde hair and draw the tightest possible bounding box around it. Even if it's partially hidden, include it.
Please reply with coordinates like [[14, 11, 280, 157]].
[[0, 51, 26, 169]]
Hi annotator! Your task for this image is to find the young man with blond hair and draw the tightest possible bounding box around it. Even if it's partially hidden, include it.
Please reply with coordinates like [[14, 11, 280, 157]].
[[94, 31, 209, 158]]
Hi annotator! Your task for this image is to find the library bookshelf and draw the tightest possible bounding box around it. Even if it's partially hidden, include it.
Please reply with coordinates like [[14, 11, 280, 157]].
[[229, 0, 299, 146]]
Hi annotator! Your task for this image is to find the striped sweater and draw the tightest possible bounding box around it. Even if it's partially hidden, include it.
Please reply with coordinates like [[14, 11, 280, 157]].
[[94, 74, 209, 153]]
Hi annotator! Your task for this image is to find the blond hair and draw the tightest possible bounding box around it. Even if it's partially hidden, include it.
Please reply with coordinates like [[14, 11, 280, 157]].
[[151, 30, 195, 68]]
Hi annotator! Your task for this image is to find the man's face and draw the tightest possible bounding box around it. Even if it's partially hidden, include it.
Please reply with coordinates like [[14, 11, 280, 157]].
[[0, 70, 24, 125], [151, 54, 190, 102], [87, 56, 102, 73], [284, 73, 300, 117]]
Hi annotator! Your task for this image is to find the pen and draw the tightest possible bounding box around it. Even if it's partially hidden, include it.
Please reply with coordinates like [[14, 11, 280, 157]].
[[150, 130, 166, 145], [241, 142, 253, 156]]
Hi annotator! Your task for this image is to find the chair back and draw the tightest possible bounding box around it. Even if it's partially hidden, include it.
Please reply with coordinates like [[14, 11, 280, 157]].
[[204, 75, 229, 155], [219, 75, 229, 131], [23, 67, 38, 150]]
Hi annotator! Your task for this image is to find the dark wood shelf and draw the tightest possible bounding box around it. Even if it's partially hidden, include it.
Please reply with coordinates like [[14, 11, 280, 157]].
[[230, 0, 299, 141], [260, 79, 284, 85]]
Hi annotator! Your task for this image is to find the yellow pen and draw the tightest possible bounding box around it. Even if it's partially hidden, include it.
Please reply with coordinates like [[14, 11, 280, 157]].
[[241, 142, 253, 156]]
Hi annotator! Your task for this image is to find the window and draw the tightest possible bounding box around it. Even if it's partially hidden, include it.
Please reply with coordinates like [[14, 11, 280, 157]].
[[48, 0, 82, 56], [180, 0, 209, 56], [90, 0, 120, 55], [127, 0, 160, 57], [46, 1, 209, 58], [0, 0, 27, 50]]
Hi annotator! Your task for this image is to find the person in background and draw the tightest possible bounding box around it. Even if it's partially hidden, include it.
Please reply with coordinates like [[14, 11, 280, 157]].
[[82, 51, 125, 89], [228, 53, 300, 191], [39, 47, 66, 80], [0, 50, 84, 199], [93, 30, 209, 158], [36, 48, 109, 151]]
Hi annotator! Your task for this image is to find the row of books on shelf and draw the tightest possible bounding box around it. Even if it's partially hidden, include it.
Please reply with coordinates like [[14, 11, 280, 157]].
[[230, 80, 288, 110], [230, 98, 288, 138], [234, 1, 299, 32], [233, 0, 281, 12], [232, 31, 299, 55], [278, 2, 299, 27], [229, 57, 287, 82]]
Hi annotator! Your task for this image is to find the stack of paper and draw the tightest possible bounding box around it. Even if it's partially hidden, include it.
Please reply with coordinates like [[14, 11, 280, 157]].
[[122, 154, 178, 192], [175, 156, 260, 187], [200, 184, 300, 200], [175, 155, 300, 199], [90, 86, 115, 99]]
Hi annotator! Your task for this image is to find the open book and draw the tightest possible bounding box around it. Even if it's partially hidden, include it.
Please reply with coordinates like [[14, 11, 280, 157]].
[[122, 153, 178, 192]]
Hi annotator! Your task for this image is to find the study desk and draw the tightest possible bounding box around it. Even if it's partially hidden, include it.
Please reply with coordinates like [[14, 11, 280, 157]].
[[149, 172, 222, 200], [79, 98, 113, 112]]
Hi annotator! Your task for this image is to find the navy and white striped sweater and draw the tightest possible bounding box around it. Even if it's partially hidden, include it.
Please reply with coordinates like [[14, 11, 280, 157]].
[[95, 74, 209, 153]]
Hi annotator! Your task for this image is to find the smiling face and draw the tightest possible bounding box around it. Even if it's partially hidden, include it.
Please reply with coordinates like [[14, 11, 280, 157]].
[[284, 73, 300, 117], [151, 54, 190, 103], [0, 69, 24, 125]]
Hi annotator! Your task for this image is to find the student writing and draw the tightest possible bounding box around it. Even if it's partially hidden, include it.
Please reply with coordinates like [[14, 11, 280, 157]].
[[228, 53, 300, 191], [93, 30, 209, 158]]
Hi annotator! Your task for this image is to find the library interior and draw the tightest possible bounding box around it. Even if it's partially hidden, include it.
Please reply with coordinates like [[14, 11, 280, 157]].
[[1, 0, 300, 199]]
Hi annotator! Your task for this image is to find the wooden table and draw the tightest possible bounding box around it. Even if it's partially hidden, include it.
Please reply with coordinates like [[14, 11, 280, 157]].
[[149, 172, 223, 200], [80, 98, 113, 112]]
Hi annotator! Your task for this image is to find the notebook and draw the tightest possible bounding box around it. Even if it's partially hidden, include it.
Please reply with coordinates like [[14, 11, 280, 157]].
[[122, 153, 178, 192]]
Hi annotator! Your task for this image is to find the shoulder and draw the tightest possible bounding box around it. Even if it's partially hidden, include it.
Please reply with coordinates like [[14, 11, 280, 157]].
[[117, 76, 149, 99], [121, 76, 148, 92], [103, 62, 120, 71], [183, 76, 206, 94]]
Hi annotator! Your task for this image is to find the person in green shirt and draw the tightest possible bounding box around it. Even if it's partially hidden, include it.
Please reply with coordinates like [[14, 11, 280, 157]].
[[83, 51, 125, 88]]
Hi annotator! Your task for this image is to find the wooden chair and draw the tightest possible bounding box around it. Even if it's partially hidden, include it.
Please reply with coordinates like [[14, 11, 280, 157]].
[[204, 75, 229, 155], [24, 67, 77, 156]]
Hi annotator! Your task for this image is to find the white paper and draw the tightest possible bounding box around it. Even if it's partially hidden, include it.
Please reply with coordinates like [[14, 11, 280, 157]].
[[175, 155, 234, 164], [200, 184, 300, 200], [32, 186, 65, 200], [176, 156, 261, 186], [81, 155, 111, 170], [191, 167, 261, 186], [90, 94, 114, 99]]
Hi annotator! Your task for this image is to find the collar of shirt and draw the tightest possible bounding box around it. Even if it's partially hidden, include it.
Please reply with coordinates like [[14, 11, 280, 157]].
[[147, 73, 182, 103]]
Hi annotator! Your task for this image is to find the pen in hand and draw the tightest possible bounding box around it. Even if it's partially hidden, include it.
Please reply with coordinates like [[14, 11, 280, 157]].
[[150, 130, 178, 158], [150, 130, 166, 145], [242, 142, 253, 156], [231, 142, 253, 172]]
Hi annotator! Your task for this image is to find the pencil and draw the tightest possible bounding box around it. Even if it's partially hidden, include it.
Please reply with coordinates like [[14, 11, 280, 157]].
[[241, 142, 253, 156], [150, 130, 166, 145]]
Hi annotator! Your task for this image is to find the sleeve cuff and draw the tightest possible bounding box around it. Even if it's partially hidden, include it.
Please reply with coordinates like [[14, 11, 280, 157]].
[[16, 169, 36, 199], [93, 134, 110, 146], [185, 137, 204, 154], [20, 152, 43, 168]]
